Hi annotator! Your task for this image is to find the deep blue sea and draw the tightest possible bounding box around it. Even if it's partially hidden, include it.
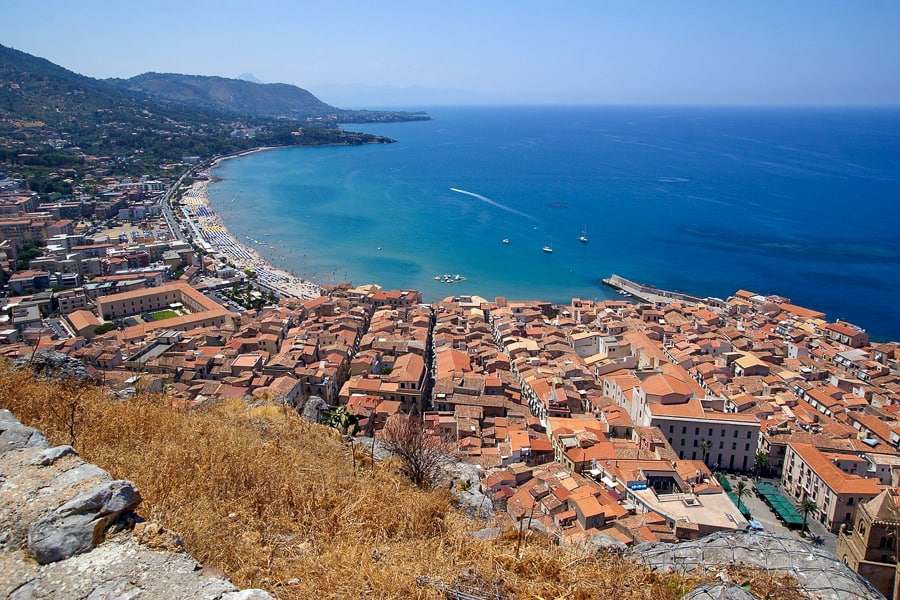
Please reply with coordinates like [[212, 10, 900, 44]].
[[207, 106, 900, 341]]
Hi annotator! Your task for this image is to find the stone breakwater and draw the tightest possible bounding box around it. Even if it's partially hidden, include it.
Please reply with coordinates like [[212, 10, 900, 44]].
[[0, 409, 272, 600]]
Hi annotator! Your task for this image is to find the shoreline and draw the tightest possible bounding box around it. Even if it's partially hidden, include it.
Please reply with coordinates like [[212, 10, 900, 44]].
[[209, 146, 279, 169], [181, 174, 323, 300]]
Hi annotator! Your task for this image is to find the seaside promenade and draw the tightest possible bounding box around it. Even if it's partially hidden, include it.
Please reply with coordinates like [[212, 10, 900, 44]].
[[179, 180, 321, 300]]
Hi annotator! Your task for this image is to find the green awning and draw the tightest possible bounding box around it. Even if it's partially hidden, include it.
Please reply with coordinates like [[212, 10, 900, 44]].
[[753, 482, 805, 526]]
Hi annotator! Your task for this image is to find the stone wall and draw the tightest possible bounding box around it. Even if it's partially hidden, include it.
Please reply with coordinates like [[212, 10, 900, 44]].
[[0, 409, 273, 600]]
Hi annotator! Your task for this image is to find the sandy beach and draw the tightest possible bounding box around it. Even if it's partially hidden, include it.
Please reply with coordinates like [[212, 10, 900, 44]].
[[181, 179, 322, 300]]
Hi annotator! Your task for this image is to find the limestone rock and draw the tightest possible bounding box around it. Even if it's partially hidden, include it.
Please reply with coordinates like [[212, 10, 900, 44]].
[[13, 350, 99, 382], [1, 412, 274, 598], [3, 535, 253, 599], [28, 479, 141, 564], [681, 583, 756, 600], [1, 447, 109, 552], [33, 445, 76, 466], [299, 395, 328, 423], [583, 533, 628, 553], [631, 530, 886, 600], [0, 409, 48, 453]]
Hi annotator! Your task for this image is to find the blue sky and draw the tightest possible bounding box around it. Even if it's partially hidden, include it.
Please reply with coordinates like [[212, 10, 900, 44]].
[[4, 0, 899, 106]]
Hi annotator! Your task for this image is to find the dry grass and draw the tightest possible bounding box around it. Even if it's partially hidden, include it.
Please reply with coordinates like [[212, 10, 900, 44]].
[[0, 366, 803, 599]]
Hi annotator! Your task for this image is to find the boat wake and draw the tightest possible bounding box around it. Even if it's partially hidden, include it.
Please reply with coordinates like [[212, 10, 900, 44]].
[[450, 188, 538, 222]]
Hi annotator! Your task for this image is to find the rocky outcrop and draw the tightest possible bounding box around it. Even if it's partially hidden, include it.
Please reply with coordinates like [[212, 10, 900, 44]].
[[631, 530, 886, 600], [0, 409, 272, 599], [12, 350, 99, 382]]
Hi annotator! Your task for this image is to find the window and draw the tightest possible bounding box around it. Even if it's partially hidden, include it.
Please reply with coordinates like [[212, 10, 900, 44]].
[[732, 442, 737, 450], [680, 439, 685, 447], [721, 430, 726, 437], [719, 441, 724, 449], [695, 427, 700, 435], [693, 440, 698, 447], [747, 431, 752, 439], [734, 431, 739, 438], [682, 426, 687, 434], [745, 443, 750, 451], [848, 497, 855, 506], [669, 425, 674, 433], [708, 428, 714, 437]]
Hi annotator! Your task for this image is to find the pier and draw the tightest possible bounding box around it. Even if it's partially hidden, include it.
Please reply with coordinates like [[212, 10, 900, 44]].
[[602, 274, 725, 310]]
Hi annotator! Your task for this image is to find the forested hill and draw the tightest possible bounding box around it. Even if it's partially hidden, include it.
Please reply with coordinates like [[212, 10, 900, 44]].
[[113, 72, 429, 123], [0, 44, 426, 185], [114, 72, 335, 118]]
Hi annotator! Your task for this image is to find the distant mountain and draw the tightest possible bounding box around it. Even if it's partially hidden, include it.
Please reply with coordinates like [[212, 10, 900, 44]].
[[237, 73, 262, 84], [115, 72, 336, 118], [0, 44, 409, 184]]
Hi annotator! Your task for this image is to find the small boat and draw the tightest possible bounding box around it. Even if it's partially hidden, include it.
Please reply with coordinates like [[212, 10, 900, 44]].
[[377, 246, 382, 251], [542, 244, 553, 253], [502, 238, 510, 244], [578, 226, 588, 243]]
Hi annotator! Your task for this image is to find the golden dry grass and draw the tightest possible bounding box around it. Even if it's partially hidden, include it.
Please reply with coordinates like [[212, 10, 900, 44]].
[[0, 366, 802, 599]]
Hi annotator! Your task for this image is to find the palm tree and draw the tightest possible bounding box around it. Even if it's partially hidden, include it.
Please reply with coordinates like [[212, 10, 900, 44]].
[[734, 480, 749, 514], [800, 498, 817, 532], [754, 452, 770, 477], [700, 440, 711, 466]]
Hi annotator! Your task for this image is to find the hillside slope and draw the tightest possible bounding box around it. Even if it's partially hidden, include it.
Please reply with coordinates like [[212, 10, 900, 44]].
[[117, 73, 334, 118], [0, 366, 807, 599]]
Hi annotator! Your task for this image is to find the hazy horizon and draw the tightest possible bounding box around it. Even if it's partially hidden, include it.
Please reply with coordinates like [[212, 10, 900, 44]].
[[4, 1, 900, 108]]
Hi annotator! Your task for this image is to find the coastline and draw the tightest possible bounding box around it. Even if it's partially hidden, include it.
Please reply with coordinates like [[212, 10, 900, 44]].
[[209, 146, 278, 169], [179, 106, 900, 341], [182, 174, 323, 300]]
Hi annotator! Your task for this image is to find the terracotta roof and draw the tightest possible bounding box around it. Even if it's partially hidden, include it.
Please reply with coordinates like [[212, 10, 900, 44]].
[[789, 442, 883, 495]]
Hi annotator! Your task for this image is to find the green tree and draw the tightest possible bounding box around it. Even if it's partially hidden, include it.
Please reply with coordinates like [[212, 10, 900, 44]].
[[800, 498, 817, 532], [754, 452, 770, 477], [700, 440, 711, 466], [734, 480, 749, 514], [93, 322, 117, 335]]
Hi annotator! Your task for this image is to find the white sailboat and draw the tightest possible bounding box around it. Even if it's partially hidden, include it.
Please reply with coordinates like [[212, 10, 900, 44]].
[[542, 243, 553, 253], [578, 225, 588, 243]]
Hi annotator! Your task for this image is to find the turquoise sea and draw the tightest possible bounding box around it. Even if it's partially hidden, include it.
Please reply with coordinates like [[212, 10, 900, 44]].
[[207, 106, 900, 341]]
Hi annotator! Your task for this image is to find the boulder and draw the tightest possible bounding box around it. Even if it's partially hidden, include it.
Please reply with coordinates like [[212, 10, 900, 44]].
[[28, 479, 141, 564], [0, 408, 48, 453]]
